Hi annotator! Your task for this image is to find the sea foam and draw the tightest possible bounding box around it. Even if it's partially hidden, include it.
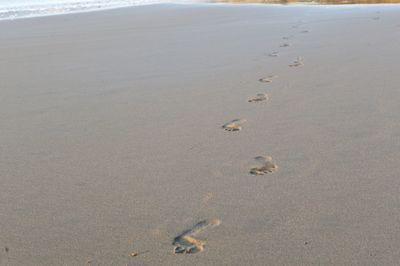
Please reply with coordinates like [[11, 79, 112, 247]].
[[0, 0, 193, 20]]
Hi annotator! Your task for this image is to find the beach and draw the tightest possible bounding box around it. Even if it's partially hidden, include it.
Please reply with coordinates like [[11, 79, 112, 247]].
[[1, 3, 400, 265]]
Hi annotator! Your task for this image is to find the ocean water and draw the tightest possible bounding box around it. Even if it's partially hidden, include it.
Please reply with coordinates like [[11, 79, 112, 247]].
[[0, 0, 195, 20]]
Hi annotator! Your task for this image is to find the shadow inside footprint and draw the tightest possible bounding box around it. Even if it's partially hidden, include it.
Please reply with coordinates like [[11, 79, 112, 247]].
[[248, 93, 269, 103], [173, 219, 221, 254], [222, 119, 246, 132], [250, 156, 278, 175]]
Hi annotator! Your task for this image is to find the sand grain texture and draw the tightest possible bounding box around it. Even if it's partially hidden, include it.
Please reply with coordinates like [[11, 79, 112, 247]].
[[1, 4, 400, 265]]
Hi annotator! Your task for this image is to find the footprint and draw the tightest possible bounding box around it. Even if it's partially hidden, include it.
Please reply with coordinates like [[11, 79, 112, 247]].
[[289, 56, 304, 67], [280, 43, 290, 48], [173, 219, 221, 254], [222, 119, 246, 132], [259, 75, 277, 83], [268, 51, 279, 57], [248, 93, 269, 103], [250, 156, 278, 175]]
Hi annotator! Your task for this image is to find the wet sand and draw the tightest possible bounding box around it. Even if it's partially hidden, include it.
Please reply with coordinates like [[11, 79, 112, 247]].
[[1, 4, 400, 265]]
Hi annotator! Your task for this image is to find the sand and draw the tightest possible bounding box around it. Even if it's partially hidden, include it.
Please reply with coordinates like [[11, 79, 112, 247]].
[[1, 3, 400, 265]]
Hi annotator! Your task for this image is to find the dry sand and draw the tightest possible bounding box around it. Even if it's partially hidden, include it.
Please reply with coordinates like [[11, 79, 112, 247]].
[[1, 3, 400, 265]]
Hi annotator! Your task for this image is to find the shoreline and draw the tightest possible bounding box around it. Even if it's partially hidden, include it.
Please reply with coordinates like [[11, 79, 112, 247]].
[[1, 1, 400, 22], [0, 2, 184, 22]]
